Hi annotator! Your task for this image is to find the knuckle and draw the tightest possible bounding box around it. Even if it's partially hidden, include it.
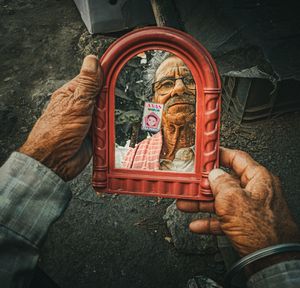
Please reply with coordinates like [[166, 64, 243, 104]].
[[215, 181, 240, 198], [234, 149, 250, 160], [255, 165, 272, 179]]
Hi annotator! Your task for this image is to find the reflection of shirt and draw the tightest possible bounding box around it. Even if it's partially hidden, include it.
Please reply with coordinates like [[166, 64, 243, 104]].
[[122, 132, 195, 171], [160, 146, 195, 172], [122, 132, 163, 170]]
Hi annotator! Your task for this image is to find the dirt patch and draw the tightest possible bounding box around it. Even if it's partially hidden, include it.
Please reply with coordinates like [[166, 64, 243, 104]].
[[0, 0, 83, 162], [1, 1, 300, 288]]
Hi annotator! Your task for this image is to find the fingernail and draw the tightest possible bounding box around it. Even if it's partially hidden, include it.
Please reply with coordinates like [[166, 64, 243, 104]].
[[81, 55, 98, 74], [209, 168, 226, 182]]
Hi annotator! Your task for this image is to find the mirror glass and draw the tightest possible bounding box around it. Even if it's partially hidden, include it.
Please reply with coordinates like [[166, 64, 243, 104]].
[[114, 50, 196, 172]]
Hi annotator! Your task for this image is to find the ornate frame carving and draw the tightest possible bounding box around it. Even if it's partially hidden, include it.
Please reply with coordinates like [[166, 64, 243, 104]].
[[92, 27, 221, 200]]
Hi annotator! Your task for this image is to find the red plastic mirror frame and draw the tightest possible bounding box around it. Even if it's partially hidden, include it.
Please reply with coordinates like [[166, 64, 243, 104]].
[[92, 27, 221, 201]]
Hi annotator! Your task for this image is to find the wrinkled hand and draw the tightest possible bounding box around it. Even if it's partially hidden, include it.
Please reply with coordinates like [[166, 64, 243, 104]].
[[19, 55, 102, 181], [177, 147, 300, 256]]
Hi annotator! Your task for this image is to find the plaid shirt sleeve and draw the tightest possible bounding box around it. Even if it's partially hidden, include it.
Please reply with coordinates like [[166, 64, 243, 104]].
[[0, 152, 71, 287]]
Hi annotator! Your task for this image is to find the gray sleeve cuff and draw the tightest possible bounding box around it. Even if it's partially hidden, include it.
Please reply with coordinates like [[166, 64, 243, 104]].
[[0, 152, 71, 247], [247, 260, 300, 288]]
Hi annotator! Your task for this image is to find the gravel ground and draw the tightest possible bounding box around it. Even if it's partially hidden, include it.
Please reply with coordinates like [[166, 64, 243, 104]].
[[0, 1, 299, 288]]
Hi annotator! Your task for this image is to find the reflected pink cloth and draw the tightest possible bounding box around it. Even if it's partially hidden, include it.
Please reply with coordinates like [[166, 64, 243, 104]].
[[122, 132, 163, 170]]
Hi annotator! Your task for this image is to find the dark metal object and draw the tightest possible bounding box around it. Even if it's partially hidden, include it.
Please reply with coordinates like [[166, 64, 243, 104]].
[[150, 0, 184, 30], [222, 76, 300, 124]]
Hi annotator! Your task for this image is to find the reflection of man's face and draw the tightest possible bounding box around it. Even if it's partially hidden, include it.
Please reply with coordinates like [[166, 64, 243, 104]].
[[152, 56, 196, 158], [152, 56, 196, 109]]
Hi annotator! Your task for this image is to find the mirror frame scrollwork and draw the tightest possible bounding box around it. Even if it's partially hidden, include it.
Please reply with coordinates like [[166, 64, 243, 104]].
[[92, 27, 221, 201]]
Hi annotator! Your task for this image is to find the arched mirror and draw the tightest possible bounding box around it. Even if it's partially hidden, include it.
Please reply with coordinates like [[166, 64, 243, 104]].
[[93, 27, 221, 200]]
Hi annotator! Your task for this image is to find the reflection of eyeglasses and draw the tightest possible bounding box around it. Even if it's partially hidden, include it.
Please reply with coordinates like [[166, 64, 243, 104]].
[[152, 76, 196, 95]]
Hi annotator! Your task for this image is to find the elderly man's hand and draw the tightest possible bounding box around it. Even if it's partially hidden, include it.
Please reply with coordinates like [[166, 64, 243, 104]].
[[19, 55, 102, 181], [177, 147, 300, 256]]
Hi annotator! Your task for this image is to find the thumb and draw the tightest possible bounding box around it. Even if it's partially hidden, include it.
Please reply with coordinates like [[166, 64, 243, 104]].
[[208, 168, 242, 197], [74, 55, 102, 101], [80, 54, 99, 75]]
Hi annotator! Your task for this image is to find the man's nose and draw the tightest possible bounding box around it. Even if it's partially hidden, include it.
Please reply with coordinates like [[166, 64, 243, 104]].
[[171, 78, 188, 97]]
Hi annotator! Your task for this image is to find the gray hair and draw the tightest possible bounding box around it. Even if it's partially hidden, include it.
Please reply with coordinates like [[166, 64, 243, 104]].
[[143, 50, 173, 100]]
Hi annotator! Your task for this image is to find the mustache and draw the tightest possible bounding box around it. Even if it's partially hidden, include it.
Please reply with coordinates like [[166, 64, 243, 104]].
[[164, 94, 196, 110]]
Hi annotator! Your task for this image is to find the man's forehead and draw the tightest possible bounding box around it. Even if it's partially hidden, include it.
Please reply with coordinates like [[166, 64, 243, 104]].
[[155, 56, 190, 78]]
